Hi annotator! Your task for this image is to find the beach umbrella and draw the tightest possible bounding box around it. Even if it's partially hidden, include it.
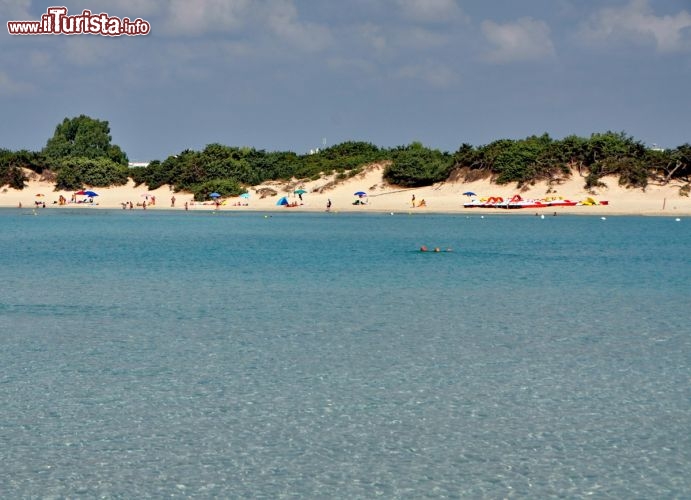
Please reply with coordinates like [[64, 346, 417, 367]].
[[463, 191, 476, 197], [294, 189, 307, 195], [209, 192, 221, 199], [75, 190, 87, 195], [84, 190, 99, 197], [239, 193, 250, 199], [354, 191, 367, 197]]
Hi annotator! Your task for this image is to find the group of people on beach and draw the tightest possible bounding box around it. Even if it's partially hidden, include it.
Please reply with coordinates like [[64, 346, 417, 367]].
[[411, 194, 426, 208], [120, 199, 189, 210]]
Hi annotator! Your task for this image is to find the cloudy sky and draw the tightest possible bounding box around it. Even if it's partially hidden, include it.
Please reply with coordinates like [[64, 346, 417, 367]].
[[1, 0, 690, 161]]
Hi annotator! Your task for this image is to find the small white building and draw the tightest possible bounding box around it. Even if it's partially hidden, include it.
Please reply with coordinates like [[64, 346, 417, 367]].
[[128, 161, 150, 168]]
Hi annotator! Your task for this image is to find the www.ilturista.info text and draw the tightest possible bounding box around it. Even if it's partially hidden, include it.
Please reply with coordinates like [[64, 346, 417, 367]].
[[7, 7, 150, 36]]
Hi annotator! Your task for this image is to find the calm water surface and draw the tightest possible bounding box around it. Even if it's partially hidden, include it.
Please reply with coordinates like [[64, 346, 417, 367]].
[[1, 209, 690, 498]]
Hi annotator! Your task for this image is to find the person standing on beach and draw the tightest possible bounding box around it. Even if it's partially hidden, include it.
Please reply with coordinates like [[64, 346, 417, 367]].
[[326, 199, 332, 211], [171, 195, 176, 207], [411, 194, 416, 207]]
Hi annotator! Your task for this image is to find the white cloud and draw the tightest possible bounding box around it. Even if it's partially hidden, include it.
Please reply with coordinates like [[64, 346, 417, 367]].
[[579, 0, 691, 52], [326, 56, 377, 75], [264, 0, 332, 51], [0, 0, 32, 19], [0, 71, 30, 95], [98, 0, 333, 52], [62, 36, 123, 66], [357, 23, 388, 54], [394, 0, 465, 23], [218, 40, 253, 58], [398, 27, 451, 49], [9, 1, 248, 36], [350, 22, 452, 59], [481, 17, 556, 63], [66, 0, 160, 18], [395, 61, 459, 87], [29, 51, 51, 69], [162, 0, 251, 35]]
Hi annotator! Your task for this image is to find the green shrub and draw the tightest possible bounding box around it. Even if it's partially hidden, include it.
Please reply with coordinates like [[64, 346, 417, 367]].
[[190, 179, 244, 201], [55, 157, 128, 190], [384, 143, 452, 187]]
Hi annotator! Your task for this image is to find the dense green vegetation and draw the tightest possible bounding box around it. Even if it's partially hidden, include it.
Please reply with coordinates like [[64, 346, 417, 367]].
[[385, 142, 453, 187], [2, 115, 690, 198], [1, 115, 129, 191], [129, 141, 388, 200], [451, 132, 691, 191], [0, 149, 44, 189]]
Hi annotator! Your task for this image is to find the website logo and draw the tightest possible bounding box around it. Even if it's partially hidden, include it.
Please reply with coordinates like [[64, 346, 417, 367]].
[[7, 6, 150, 36]]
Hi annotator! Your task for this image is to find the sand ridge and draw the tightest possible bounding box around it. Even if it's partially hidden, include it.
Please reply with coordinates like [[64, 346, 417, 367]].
[[2, 165, 689, 216]]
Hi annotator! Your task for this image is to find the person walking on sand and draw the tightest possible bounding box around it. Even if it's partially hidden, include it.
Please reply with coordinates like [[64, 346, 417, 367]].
[[326, 199, 332, 211], [411, 194, 416, 207], [171, 195, 176, 207]]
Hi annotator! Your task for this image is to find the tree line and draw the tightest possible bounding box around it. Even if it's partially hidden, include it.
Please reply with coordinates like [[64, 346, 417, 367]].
[[2, 115, 690, 199]]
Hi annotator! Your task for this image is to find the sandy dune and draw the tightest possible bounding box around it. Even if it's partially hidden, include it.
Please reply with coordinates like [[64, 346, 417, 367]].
[[2, 165, 689, 216]]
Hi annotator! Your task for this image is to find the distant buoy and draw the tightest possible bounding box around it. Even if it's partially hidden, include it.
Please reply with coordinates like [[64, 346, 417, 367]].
[[601, 217, 607, 220], [390, 212, 394, 215], [480, 216, 485, 219], [540, 214, 545, 219], [675, 218, 681, 222]]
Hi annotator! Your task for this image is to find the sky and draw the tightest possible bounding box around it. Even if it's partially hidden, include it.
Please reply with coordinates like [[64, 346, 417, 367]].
[[1, 0, 690, 162]]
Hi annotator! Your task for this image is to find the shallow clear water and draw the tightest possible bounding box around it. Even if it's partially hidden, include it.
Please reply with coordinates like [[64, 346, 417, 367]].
[[1, 209, 690, 497]]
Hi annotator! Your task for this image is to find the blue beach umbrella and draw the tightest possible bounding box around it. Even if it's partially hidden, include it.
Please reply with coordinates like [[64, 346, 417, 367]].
[[84, 190, 99, 197], [239, 192, 250, 199], [209, 192, 221, 199], [354, 191, 367, 197], [276, 196, 289, 206], [463, 191, 476, 197]]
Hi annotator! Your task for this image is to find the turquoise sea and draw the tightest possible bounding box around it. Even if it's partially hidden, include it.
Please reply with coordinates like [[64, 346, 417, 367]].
[[1, 209, 690, 498]]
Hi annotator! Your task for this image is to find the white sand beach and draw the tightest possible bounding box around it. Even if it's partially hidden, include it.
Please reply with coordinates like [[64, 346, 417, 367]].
[[2, 164, 690, 216]]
